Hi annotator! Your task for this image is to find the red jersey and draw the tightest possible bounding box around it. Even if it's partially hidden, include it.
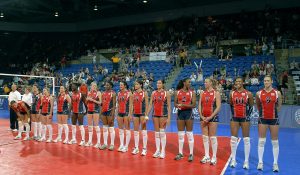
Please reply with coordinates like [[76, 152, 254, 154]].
[[12, 101, 28, 113], [41, 95, 51, 114], [133, 90, 146, 114], [177, 89, 193, 110], [118, 90, 130, 114], [231, 90, 251, 118], [87, 90, 100, 112], [101, 90, 114, 112], [200, 90, 216, 117], [57, 94, 69, 113], [31, 93, 41, 112], [153, 90, 168, 116], [71, 92, 85, 113], [257, 89, 279, 119]]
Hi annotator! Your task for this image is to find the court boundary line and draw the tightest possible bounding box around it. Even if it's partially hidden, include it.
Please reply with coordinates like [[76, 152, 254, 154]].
[[220, 137, 241, 175]]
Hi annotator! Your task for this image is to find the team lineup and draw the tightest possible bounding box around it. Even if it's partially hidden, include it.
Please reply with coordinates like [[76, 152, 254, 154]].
[[9, 75, 282, 173]]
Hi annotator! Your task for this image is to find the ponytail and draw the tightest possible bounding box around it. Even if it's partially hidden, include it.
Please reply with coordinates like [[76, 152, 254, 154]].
[[176, 78, 189, 90]]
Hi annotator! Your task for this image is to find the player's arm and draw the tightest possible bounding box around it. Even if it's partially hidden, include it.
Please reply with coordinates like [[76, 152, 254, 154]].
[[39, 96, 43, 114], [198, 92, 204, 120], [229, 90, 233, 106], [128, 92, 133, 118], [174, 90, 179, 108], [248, 91, 254, 107], [166, 91, 171, 125], [66, 94, 72, 111], [144, 91, 149, 118], [50, 96, 54, 117], [146, 92, 154, 117], [111, 92, 117, 117], [255, 92, 261, 111], [181, 91, 197, 108], [207, 91, 221, 120], [277, 91, 282, 112], [91, 91, 102, 105]]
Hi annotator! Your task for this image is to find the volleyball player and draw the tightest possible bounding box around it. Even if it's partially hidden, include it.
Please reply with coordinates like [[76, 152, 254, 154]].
[[256, 75, 282, 172], [229, 77, 254, 169], [54, 86, 71, 144], [147, 80, 171, 159], [69, 83, 87, 146], [130, 80, 149, 156], [116, 81, 132, 152], [99, 81, 116, 151], [31, 84, 42, 141], [174, 78, 196, 162], [39, 88, 54, 143], [10, 100, 31, 140], [198, 78, 221, 165], [85, 82, 101, 148]]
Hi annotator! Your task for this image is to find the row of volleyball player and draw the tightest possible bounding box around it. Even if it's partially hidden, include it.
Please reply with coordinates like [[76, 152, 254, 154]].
[[9, 75, 281, 172]]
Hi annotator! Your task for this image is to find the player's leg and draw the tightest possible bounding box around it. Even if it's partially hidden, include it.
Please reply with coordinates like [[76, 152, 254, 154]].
[[270, 122, 280, 172], [230, 120, 240, 167], [241, 121, 250, 169], [257, 121, 268, 170], [208, 122, 218, 165], [86, 113, 94, 146]]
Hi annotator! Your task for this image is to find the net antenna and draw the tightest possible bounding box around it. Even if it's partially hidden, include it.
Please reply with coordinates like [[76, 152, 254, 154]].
[[0, 73, 55, 97]]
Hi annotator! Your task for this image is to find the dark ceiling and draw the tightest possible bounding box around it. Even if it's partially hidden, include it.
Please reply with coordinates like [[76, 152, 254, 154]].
[[0, 0, 238, 23]]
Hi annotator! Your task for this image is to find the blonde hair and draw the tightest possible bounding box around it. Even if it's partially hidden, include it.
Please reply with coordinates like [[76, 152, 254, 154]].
[[91, 82, 98, 90]]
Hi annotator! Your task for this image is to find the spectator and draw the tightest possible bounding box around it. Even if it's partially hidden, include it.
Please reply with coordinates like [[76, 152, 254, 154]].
[[190, 72, 197, 82], [179, 49, 187, 67], [218, 47, 224, 60], [226, 48, 233, 60], [262, 43, 268, 55], [8, 84, 21, 132], [213, 68, 220, 78], [266, 60, 274, 74], [112, 54, 120, 72], [196, 68, 203, 82], [251, 61, 259, 72]]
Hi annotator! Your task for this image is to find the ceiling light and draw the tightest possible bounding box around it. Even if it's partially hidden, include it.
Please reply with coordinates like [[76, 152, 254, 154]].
[[94, 5, 98, 11], [143, 0, 148, 3], [54, 12, 59, 17], [0, 13, 4, 18]]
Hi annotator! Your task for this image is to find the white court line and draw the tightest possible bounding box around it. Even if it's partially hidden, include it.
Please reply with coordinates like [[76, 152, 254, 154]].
[[220, 137, 241, 175]]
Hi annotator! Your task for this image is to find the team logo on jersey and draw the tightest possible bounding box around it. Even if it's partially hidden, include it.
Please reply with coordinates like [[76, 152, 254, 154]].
[[266, 97, 271, 103], [205, 97, 210, 103], [295, 109, 300, 125], [181, 96, 187, 102]]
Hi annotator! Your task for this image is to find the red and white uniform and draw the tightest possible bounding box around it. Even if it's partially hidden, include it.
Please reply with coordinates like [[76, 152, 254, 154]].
[[200, 89, 216, 117], [257, 89, 279, 119], [177, 89, 193, 110], [118, 90, 130, 114], [101, 90, 114, 113], [231, 90, 251, 118], [152, 90, 168, 116], [71, 92, 85, 114], [12, 101, 28, 113], [41, 96, 51, 114], [133, 91, 145, 114], [87, 90, 100, 112]]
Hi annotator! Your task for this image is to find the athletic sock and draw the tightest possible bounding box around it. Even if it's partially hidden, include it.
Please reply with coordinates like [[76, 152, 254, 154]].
[[155, 131, 160, 152], [186, 131, 194, 155], [258, 138, 266, 163], [134, 131, 139, 148], [230, 136, 238, 160], [178, 131, 185, 154], [125, 130, 131, 148], [119, 129, 124, 147], [88, 126, 93, 143], [203, 135, 210, 157], [109, 127, 115, 146], [142, 130, 147, 149], [160, 129, 166, 154], [243, 137, 250, 162], [271, 140, 279, 164], [103, 125, 108, 145], [210, 136, 218, 160]]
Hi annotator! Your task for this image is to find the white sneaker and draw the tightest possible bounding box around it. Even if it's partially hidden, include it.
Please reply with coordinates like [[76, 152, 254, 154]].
[[53, 138, 62, 143], [141, 148, 147, 156], [257, 162, 263, 171], [159, 152, 165, 159], [132, 147, 139, 155], [230, 159, 237, 168], [79, 140, 85, 146], [12, 129, 18, 132], [39, 137, 46, 142], [99, 144, 107, 150], [94, 143, 101, 149], [14, 135, 22, 140], [273, 164, 279, 172], [63, 139, 69, 144], [200, 156, 210, 164], [68, 139, 77, 145], [108, 145, 114, 151], [118, 146, 124, 152], [152, 150, 160, 158], [23, 136, 30, 141], [46, 139, 52, 143], [243, 161, 249, 169], [85, 142, 93, 147], [122, 147, 128, 153], [210, 158, 217, 165]]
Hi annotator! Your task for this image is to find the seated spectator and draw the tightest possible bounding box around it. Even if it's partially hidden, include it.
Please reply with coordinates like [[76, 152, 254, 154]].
[[262, 43, 268, 55], [226, 48, 233, 60], [213, 68, 220, 78], [266, 60, 274, 74], [251, 61, 259, 72], [190, 72, 197, 82], [250, 77, 259, 85], [196, 69, 203, 82], [220, 65, 226, 76], [244, 74, 251, 86], [218, 47, 224, 60]]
